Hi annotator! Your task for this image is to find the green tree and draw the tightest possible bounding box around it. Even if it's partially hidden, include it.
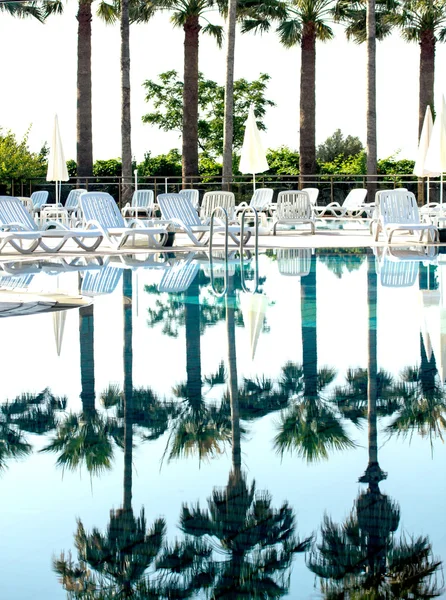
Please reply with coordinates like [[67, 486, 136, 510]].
[[0, 1, 43, 20], [392, 0, 446, 138], [0, 128, 47, 191], [142, 71, 275, 159], [317, 128, 364, 162]]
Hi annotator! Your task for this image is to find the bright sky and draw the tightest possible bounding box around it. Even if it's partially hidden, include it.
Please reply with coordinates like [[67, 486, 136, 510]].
[[1, 3, 446, 164]]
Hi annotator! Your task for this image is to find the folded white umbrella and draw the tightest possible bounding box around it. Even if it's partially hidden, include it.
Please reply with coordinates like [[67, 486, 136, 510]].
[[424, 95, 446, 204], [46, 114, 69, 206], [239, 105, 269, 191], [414, 106, 437, 204], [241, 292, 268, 360], [53, 309, 67, 357]]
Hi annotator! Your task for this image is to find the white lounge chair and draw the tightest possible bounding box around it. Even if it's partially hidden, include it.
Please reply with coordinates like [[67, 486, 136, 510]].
[[200, 191, 236, 223], [121, 189, 154, 218], [373, 189, 438, 243], [64, 188, 87, 221], [314, 188, 370, 219], [31, 190, 50, 214], [157, 193, 252, 247], [301, 187, 319, 206], [234, 188, 274, 227], [0, 196, 103, 253], [79, 192, 169, 249], [179, 189, 199, 209], [272, 190, 315, 235]]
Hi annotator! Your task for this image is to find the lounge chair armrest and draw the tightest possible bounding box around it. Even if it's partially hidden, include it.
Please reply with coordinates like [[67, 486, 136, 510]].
[[41, 220, 71, 231], [0, 222, 29, 232]]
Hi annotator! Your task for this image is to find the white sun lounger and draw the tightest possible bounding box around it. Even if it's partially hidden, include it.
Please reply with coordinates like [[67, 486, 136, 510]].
[[0, 196, 103, 253], [178, 189, 199, 209], [121, 189, 155, 218], [79, 192, 169, 249], [157, 193, 252, 246], [374, 189, 438, 243], [314, 188, 370, 219]]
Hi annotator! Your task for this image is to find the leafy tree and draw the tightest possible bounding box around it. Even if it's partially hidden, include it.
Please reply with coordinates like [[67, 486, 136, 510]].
[[93, 158, 123, 177], [0, 1, 43, 20], [142, 71, 275, 159], [0, 128, 47, 191], [137, 149, 182, 177], [265, 146, 300, 175], [316, 128, 364, 162]]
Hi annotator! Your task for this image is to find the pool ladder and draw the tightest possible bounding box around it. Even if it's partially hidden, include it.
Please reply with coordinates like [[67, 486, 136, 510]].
[[209, 206, 259, 296]]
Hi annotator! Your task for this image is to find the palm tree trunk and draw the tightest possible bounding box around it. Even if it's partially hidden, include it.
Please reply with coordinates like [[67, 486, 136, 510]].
[[121, 0, 133, 207], [79, 304, 95, 414], [182, 16, 201, 185], [76, 0, 93, 180], [123, 270, 133, 511], [226, 275, 241, 471], [185, 273, 202, 409], [366, 0, 377, 200], [299, 25, 317, 187], [301, 254, 318, 399], [366, 253, 377, 468], [222, 0, 238, 189], [418, 31, 435, 204]]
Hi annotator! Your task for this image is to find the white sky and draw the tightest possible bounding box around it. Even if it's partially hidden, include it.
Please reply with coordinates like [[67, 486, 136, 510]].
[[1, 3, 446, 163]]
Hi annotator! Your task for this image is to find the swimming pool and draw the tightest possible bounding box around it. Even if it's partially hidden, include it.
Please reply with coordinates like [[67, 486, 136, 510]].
[[1, 248, 445, 599]]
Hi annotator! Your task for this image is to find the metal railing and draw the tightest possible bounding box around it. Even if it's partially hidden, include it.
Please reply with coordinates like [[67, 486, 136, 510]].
[[8, 173, 437, 207]]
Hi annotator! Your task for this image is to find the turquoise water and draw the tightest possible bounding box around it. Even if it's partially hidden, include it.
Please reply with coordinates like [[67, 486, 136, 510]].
[[0, 248, 445, 599]]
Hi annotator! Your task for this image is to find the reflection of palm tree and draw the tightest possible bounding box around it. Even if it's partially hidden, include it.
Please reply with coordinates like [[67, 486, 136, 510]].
[[172, 274, 311, 597], [54, 270, 168, 597], [41, 304, 122, 475], [386, 334, 446, 447], [0, 388, 65, 471], [308, 254, 443, 598], [275, 256, 355, 461]]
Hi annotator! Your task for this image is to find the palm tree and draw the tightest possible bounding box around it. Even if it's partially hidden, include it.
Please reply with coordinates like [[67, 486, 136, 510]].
[[133, 0, 223, 184], [0, 2, 43, 20], [333, 0, 396, 197], [392, 0, 446, 139], [167, 275, 311, 597], [276, 0, 334, 186]]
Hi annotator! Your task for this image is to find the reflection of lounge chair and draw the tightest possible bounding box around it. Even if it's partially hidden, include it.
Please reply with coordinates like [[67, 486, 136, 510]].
[[121, 190, 155, 218], [80, 192, 169, 249], [272, 191, 315, 235], [374, 190, 438, 243], [276, 249, 311, 276], [81, 265, 124, 296], [158, 253, 200, 293], [0, 273, 34, 290], [158, 193, 252, 246], [379, 256, 419, 287], [0, 196, 103, 253]]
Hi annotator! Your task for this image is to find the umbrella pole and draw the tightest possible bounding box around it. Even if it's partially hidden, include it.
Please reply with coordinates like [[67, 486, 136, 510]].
[[427, 176, 430, 204], [442, 173, 444, 205], [253, 173, 256, 192]]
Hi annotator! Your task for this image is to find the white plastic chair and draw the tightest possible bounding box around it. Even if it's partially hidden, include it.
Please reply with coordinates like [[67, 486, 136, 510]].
[[272, 190, 315, 235], [200, 191, 236, 223], [157, 193, 252, 246], [79, 192, 169, 249], [121, 189, 155, 218], [64, 189, 87, 220], [314, 188, 370, 218], [31, 190, 50, 213], [0, 196, 103, 253], [179, 189, 199, 209], [374, 189, 438, 243]]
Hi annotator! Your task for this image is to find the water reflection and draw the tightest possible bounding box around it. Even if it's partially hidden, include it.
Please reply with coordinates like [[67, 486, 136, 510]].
[[308, 254, 444, 598]]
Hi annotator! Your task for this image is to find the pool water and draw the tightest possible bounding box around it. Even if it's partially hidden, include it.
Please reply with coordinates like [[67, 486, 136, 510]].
[[1, 248, 445, 599]]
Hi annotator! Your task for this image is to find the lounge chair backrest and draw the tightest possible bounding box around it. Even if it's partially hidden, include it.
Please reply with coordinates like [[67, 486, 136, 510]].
[[250, 188, 274, 210], [179, 189, 199, 209], [378, 190, 420, 226], [80, 192, 126, 228], [301, 188, 319, 206], [158, 258, 200, 293], [158, 193, 202, 226], [65, 189, 87, 209], [132, 189, 154, 209], [276, 191, 313, 219], [31, 191, 49, 209], [0, 196, 38, 231], [200, 191, 235, 220], [343, 188, 367, 209], [276, 249, 311, 277]]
